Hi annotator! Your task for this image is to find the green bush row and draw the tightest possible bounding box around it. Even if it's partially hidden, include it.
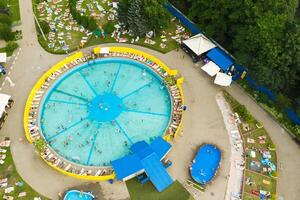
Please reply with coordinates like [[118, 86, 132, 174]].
[[238, 81, 300, 140]]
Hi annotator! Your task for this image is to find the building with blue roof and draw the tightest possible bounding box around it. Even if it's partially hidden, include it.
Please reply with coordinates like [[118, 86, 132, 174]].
[[112, 137, 173, 192]]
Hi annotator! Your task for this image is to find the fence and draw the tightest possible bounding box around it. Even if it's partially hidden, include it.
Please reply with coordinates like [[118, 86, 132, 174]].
[[165, 3, 300, 126]]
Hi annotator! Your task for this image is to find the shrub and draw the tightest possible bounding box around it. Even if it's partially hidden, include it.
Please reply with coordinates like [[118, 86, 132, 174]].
[[164, 75, 176, 86], [34, 138, 46, 154], [0, 2, 6, 9], [5, 41, 18, 54]]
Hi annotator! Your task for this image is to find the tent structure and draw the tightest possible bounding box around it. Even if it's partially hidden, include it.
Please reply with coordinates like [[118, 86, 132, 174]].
[[181, 34, 216, 62], [182, 34, 216, 56], [0, 53, 7, 63], [112, 137, 173, 192], [206, 48, 234, 72], [201, 61, 220, 77], [214, 72, 232, 86]]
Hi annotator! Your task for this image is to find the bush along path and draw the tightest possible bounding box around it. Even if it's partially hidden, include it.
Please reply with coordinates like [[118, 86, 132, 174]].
[[223, 91, 277, 200]]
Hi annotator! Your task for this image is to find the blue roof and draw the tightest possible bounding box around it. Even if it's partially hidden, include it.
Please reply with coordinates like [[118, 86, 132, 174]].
[[150, 137, 172, 160], [112, 154, 144, 180], [142, 153, 173, 192], [112, 137, 173, 192], [206, 48, 234, 72]]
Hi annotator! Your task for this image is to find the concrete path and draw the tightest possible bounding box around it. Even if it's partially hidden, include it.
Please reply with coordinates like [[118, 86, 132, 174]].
[[216, 93, 244, 200], [0, 0, 299, 199]]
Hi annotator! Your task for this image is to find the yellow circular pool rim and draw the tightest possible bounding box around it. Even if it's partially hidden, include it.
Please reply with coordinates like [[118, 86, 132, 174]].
[[24, 46, 184, 181]]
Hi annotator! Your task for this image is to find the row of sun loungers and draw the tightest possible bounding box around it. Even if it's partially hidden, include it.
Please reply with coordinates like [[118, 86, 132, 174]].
[[41, 146, 112, 176], [103, 52, 169, 77]]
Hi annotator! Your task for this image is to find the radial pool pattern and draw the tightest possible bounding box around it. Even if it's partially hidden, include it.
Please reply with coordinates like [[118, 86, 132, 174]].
[[39, 58, 172, 167]]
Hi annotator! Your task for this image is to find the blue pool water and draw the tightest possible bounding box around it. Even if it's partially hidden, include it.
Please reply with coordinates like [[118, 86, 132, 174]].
[[64, 190, 94, 200], [190, 144, 221, 185], [39, 58, 172, 167]]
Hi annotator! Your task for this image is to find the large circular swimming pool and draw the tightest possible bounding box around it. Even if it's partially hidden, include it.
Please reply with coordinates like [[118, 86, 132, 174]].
[[39, 58, 172, 167]]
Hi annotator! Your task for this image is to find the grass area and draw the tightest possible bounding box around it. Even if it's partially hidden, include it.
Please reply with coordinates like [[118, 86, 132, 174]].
[[33, 0, 187, 54], [3, 0, 21, 22], [243, 192, 260, 200], [244, 170, 276, 195], [126, 179, 192, 200], [0, 146, 49, 199], [223, 91, 277, 199]]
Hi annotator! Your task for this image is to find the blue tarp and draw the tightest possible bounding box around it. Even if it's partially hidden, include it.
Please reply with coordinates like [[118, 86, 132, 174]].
[[206, 48, 234, 72], [164, 3, 202, 35], [112, 137, 174, 192]]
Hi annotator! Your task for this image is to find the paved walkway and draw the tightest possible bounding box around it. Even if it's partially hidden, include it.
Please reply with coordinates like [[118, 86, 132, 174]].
[[0, 0, 299, 199], [216, 93, 244, 200]]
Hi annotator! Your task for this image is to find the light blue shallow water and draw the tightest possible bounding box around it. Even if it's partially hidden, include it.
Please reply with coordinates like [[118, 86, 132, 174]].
[[40, 58, 172, 166], [64, 190, 94, 200]]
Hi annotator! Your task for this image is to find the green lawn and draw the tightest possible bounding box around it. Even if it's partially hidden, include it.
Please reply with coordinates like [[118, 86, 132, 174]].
[[3, 0, 21, 22], [244, 170, 277, 196], [0, 147, 49, 199], [126, 179, 192, 200], [33, 0, 186, 54], [243, 192, 260, 200]]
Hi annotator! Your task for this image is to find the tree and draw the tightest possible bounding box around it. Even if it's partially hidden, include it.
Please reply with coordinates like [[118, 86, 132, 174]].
[[39, 20, 50, 34], [103, 22, 114, 34], [0, 23, 13, 41], [118, 0, 170, 36], [0, 13, 11, 26], [178, 0, 299, 93]]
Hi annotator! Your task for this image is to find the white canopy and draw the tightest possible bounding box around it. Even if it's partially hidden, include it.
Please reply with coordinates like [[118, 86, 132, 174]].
[[0, 93, 11, 116], [0, 53, 7, 63], [183, 33, 216, 56], [201, 61, 220, 77], [214, 72, 232, 86], [100, 47, 110, 54]]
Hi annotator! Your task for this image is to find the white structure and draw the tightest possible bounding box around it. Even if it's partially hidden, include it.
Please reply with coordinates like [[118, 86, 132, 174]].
[[182, 33, 216, 56], [214, 72, 232, 86], [0, 53, 7, 63], [100, 47, 110, 54], [201, 61, 220, 77], [0, 93, 11, 117]]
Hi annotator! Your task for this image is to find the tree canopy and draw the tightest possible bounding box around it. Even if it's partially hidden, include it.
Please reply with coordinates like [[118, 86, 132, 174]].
[[171, 0, 300, 95], [117, 0, 170, 36]]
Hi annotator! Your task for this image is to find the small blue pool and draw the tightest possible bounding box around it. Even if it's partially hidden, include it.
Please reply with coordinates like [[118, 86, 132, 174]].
[[64, 190, 94, 200], [190, 144, 221, 185]]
